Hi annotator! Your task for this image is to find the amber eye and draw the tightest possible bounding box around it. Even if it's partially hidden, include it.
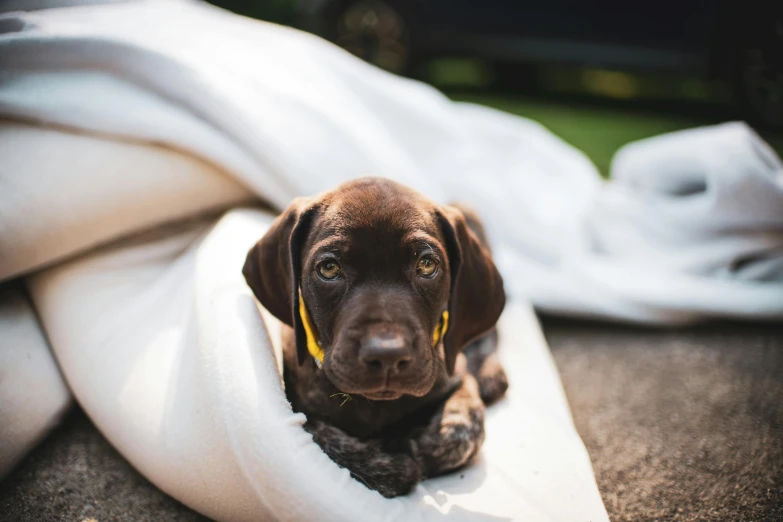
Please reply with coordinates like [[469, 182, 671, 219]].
[[416, 255, 438, 278], [317, 260, 342, 280]]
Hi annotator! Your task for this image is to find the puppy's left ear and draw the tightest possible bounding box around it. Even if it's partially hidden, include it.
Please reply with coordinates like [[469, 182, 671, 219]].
[[437, 205, 505, 375], [243, 197, 318, 365]]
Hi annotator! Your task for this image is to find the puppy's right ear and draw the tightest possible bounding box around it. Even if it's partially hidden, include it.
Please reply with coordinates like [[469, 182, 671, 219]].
[[243, 198, 318, 364]]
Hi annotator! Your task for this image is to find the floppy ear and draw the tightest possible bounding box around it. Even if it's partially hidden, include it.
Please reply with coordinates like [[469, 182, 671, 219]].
[[243, 198, 318, 366], [437, 205, 506, 375]]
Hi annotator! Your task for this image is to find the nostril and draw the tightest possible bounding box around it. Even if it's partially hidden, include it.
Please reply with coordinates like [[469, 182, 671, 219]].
[[396, 358, 411, 371], [367, 359, 383, 371]]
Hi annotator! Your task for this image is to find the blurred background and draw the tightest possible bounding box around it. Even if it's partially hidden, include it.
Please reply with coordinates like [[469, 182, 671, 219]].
[[210, 0, 783, 176]]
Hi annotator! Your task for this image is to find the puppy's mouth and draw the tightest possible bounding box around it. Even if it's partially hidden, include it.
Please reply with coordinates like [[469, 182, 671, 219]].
[[324, 360, 437, 400], [361, 389, 404, 401], [322, 331, 441, 400]]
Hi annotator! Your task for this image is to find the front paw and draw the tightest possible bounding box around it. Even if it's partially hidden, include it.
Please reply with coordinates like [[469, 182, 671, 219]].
[[352, 451, 422, 498], [477, 353, 509, 405], [415, 408, 485, 477], [305, 419, 421, 498]]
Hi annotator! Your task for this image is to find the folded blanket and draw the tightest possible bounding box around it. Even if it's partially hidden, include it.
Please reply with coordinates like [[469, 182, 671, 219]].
[[0, 284, 71, 479], [27, 208, 609, 522], [578, 122, 783, 322], [1, 0, 781, 323], [0, 121, 254, 281], [0, 117, 610, 518]]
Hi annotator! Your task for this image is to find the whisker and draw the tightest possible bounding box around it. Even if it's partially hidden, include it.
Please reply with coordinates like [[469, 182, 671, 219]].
[[329, 392, 354, 407]]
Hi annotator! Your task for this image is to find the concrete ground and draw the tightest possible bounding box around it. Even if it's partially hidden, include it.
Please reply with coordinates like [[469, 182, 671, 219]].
[[542, 317, 783, 522], [1, 318, 781, 522]]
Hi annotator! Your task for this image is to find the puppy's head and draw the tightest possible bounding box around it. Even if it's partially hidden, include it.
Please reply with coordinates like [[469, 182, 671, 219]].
[[243, 178, 504, 400]]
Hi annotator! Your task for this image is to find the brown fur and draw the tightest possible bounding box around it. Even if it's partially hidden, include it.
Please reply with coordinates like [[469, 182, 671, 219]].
[[244, 178, 508, 497]]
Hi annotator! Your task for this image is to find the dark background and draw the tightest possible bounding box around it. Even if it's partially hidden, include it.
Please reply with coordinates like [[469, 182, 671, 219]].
[[209, 0, 783, 174]]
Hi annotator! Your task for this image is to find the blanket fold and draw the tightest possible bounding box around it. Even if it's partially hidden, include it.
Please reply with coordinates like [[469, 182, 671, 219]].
[[0, 284, 71, 479]]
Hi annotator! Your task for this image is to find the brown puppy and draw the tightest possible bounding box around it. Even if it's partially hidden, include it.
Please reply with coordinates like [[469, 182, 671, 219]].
[[243, 178, 508, 497]]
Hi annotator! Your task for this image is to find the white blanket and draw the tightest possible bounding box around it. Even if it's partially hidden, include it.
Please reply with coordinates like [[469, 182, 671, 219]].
[[26, 208, 608, 521], [1, 0, 781, 322], [1, 0, 782, 520], [0, 120, 609, 520], [0, 284, 71, 478]]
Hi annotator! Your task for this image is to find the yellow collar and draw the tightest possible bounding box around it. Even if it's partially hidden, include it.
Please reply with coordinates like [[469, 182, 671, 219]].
[[298, 290, 325, 364], [432, 310, 450, 347], [298, 290, 448, 367]]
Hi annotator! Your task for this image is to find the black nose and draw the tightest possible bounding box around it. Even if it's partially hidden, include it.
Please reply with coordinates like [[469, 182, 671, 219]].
[[358, 334, 413, 373]]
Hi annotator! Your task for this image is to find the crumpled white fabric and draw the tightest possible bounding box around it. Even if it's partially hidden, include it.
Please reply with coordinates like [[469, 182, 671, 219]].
[[0, 121, 254, 279], [1, 0, 780, 323], [27, 209, 609, 522], [0, 284, 71, 479], [577, 122, 783, 323], [0, 119, 609, 519]]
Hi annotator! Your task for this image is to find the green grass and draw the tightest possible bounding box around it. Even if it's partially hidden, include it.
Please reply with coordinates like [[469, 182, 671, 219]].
[[432, 59, 782, 177]]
